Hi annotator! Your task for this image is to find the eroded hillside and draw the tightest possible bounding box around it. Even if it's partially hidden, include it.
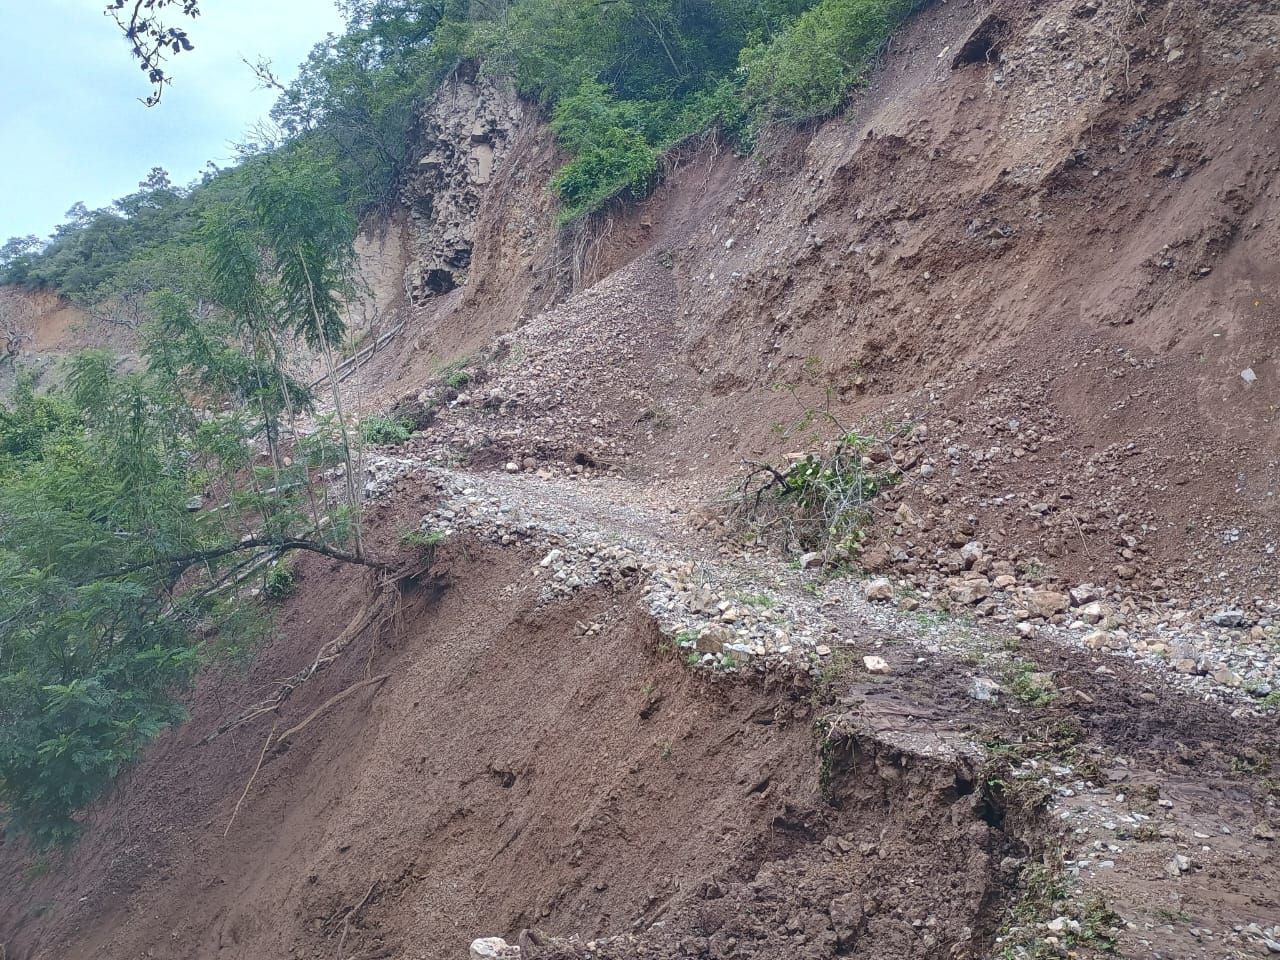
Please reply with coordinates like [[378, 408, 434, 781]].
[[2, 0, 1279, 958]]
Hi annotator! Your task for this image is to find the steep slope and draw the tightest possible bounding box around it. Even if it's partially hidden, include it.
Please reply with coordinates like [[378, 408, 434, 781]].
[[3, 1, 1280, 959]]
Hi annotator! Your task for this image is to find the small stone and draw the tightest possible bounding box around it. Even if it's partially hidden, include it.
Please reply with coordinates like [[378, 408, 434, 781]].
[[1026, 589, 1070, 619], [504, 461, 520, 473], [1212, 667, 1241, 687], [950, 580, 991, 605], [1164, 853, 1192, 877], [969, 677, 1002, 702], [799, 550, 824, 570], [1210, 609, 1245, 628], [864, 577, 894, 602], [1079, 601, 1108, 624], [863, 655, 890, 674], [1069, 584, 1100, 606], [959, 540, 984, 568], [185, 495, 204, 512], [1253, 821, 1276, 841], [696, 626, 732, 653], [815, 644, 832, 656], [1082, 629, 1109, 650]]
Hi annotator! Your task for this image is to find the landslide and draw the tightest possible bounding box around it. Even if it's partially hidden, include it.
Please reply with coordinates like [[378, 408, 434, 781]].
[[4, 0, 1280, 958]]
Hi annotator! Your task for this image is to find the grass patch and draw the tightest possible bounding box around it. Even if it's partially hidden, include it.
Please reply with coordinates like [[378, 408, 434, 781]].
[[995, 858, 1122, 959], [1005, 660, 1057, 707]]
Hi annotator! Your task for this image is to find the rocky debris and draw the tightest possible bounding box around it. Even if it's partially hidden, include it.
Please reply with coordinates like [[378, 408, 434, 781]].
[[1024, 589, 1070, 620], [968, 677, 1002, 701], [397, 461, 1280, 709], [1164, 853, 1193, 878], [862, 655, 890, 674], [404, 256, 687, 473]]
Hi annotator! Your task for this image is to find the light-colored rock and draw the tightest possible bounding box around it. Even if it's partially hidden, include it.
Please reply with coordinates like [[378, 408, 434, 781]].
[[969, 677, 1002, 702], [863, 655, 890, 674], [1164, 853, 1192, 877], [950, 580, 991, 605], [1025, 589, 1070, 619], [471, 937, 521, 960], [1078, 601, 1108, 624], [696, 625, 732, 654], [1082, 629, 1109, 650], [798, 550, 824, 570], [863, 577, 894, 602], [1069, 584, 1100, 606]]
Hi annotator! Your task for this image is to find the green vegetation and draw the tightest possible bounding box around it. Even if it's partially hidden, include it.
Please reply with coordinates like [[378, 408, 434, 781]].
[[732, 419, 901, 556], [5, 0, 928, 304], [399, 528, 446, 553], [0, 0, 930, 846], [1005, 660, 1057, 707], [0, 154, 380, 844], [995, 860, 1121, 959], [262, 561, 299, 600], [361, 413, 415, 445]]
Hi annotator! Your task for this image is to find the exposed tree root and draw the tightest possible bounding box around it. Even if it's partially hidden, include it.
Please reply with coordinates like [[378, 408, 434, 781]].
[[223, 721, 277, 838], [274, 675, 390, 751], [202, 554, 431, 746]]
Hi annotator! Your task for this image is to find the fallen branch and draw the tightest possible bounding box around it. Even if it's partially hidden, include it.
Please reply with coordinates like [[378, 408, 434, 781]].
[[333, 879, 380, 960]]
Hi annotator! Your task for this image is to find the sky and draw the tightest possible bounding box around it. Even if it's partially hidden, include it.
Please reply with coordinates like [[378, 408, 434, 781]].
[[0, 0, 347, 241]]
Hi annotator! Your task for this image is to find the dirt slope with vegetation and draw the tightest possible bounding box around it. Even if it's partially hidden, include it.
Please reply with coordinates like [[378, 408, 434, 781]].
[[3, 0, 1280, 959]]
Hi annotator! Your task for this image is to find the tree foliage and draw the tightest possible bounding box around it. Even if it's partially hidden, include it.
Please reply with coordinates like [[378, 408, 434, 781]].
[[19, 0, 930, 303], [0, 154, 374, 843], [106, 0, 201, 106]]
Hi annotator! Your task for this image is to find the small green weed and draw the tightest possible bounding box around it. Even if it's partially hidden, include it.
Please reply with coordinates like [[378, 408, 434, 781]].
[[1005, 660, 1057, 707], [400, 528, 446, 553], [995, 859, 1121, 959], [360, 413, 413, 445]]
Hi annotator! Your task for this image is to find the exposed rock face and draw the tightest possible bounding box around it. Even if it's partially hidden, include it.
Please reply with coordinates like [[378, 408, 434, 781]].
[[400, 65, 526, 305]]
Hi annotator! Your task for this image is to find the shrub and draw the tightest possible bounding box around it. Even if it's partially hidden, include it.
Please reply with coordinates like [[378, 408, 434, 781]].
[[741, 0, 925, 124], [400, 528, 445, 553], [360, 413, 414, 445], [262, 560, 297, 600]]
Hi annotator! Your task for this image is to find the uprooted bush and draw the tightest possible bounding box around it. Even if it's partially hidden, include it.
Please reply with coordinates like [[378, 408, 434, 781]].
[[729, 415, 906, 558]]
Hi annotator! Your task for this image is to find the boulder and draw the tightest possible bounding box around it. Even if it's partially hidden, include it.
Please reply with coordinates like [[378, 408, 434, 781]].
[[863, 655, 891, 674], [1025, 589, 1070, 619]]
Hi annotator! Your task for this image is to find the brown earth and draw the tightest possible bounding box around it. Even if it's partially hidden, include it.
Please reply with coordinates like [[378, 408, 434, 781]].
[[4, 0, 1280, 957]]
